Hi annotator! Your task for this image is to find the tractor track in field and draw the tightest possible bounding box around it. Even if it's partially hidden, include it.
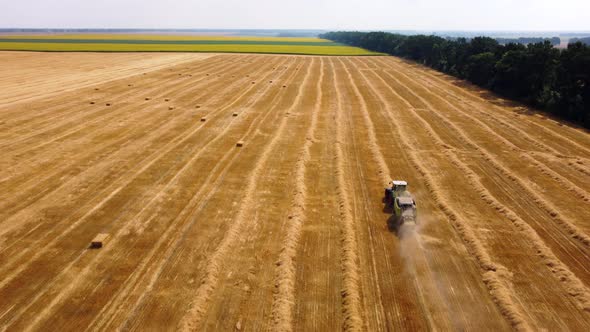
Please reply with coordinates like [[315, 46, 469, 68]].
[[341, 57, 515, 331], [329, 58, 364, 331], [2, 52, 590, 331], [177, 57, 313, 332], [270, 57, 324, 331]]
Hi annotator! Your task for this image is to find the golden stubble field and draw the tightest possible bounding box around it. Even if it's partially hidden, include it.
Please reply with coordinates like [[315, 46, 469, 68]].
[[1, 51, 590, 331]]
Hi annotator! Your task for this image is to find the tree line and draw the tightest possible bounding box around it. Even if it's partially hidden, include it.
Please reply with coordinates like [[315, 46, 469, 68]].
[[320, 31, 590, 128], [570, 37, 590, 45], [494, 37, 560, 46]]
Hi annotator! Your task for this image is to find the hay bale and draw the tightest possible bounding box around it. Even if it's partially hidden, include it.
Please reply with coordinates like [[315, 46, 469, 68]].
[[236, 141, 244, 147], [165, 98, 170, 102], [106, 103, 111, 106], [145, 97, 150, 101], [200, 117, 207, 122], [282, 85, 287, 88], [169, 106, 174, 110], [251, 82, 255, 84], [90, 101, 95, 105], [90, 233, 109, 249], [94, 88, 100, 91], [232, 112, 238, 117]]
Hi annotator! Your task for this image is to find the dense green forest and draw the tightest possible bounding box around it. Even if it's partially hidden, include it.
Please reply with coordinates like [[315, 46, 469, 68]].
[[321, 31, 590, 128]]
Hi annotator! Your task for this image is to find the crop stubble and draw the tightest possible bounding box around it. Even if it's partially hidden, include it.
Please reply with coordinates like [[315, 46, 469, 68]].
[[1, 52, 589, 331]]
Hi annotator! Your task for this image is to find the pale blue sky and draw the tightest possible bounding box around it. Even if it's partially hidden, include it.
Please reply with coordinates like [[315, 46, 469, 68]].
[[1, 0, 588, 31]]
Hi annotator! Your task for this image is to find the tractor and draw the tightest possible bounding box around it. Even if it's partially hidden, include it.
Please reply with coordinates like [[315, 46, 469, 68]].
[[384, 180, 417, 227]]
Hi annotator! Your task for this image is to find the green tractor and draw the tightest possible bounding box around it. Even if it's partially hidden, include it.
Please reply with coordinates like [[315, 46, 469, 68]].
[[384, 180, 417, 227]]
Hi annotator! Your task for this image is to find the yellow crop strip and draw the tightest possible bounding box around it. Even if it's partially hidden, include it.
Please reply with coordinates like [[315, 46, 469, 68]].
[[0, 34, 380, 55], [0, 43, 379, 55], [1, 34, 331, 43]]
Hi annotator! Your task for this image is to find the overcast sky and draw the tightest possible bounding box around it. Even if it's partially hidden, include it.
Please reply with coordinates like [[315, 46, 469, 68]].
[[1, 0, 588, 31]]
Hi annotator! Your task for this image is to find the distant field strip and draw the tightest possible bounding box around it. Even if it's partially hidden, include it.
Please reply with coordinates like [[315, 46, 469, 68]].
[[0, 35, 330, 42], [0, 38, 342, 46], [0, 35, 380, 55]]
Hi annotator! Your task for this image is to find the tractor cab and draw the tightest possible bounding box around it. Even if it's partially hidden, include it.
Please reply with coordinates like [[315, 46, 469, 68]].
[[384, 179, 418, 226], [392, 180, 407, 195], [384, 180, 408, 205]]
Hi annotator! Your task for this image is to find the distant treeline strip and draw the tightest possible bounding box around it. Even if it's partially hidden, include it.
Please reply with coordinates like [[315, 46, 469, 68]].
[[570, 37, 590, 45], [0, 38, 341, 47], [320, 31, 590, 128], [494, 37, 560, 46]]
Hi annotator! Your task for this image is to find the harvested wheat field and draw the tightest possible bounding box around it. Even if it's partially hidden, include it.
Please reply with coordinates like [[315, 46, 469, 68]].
[[1, 51, 590, 331]]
